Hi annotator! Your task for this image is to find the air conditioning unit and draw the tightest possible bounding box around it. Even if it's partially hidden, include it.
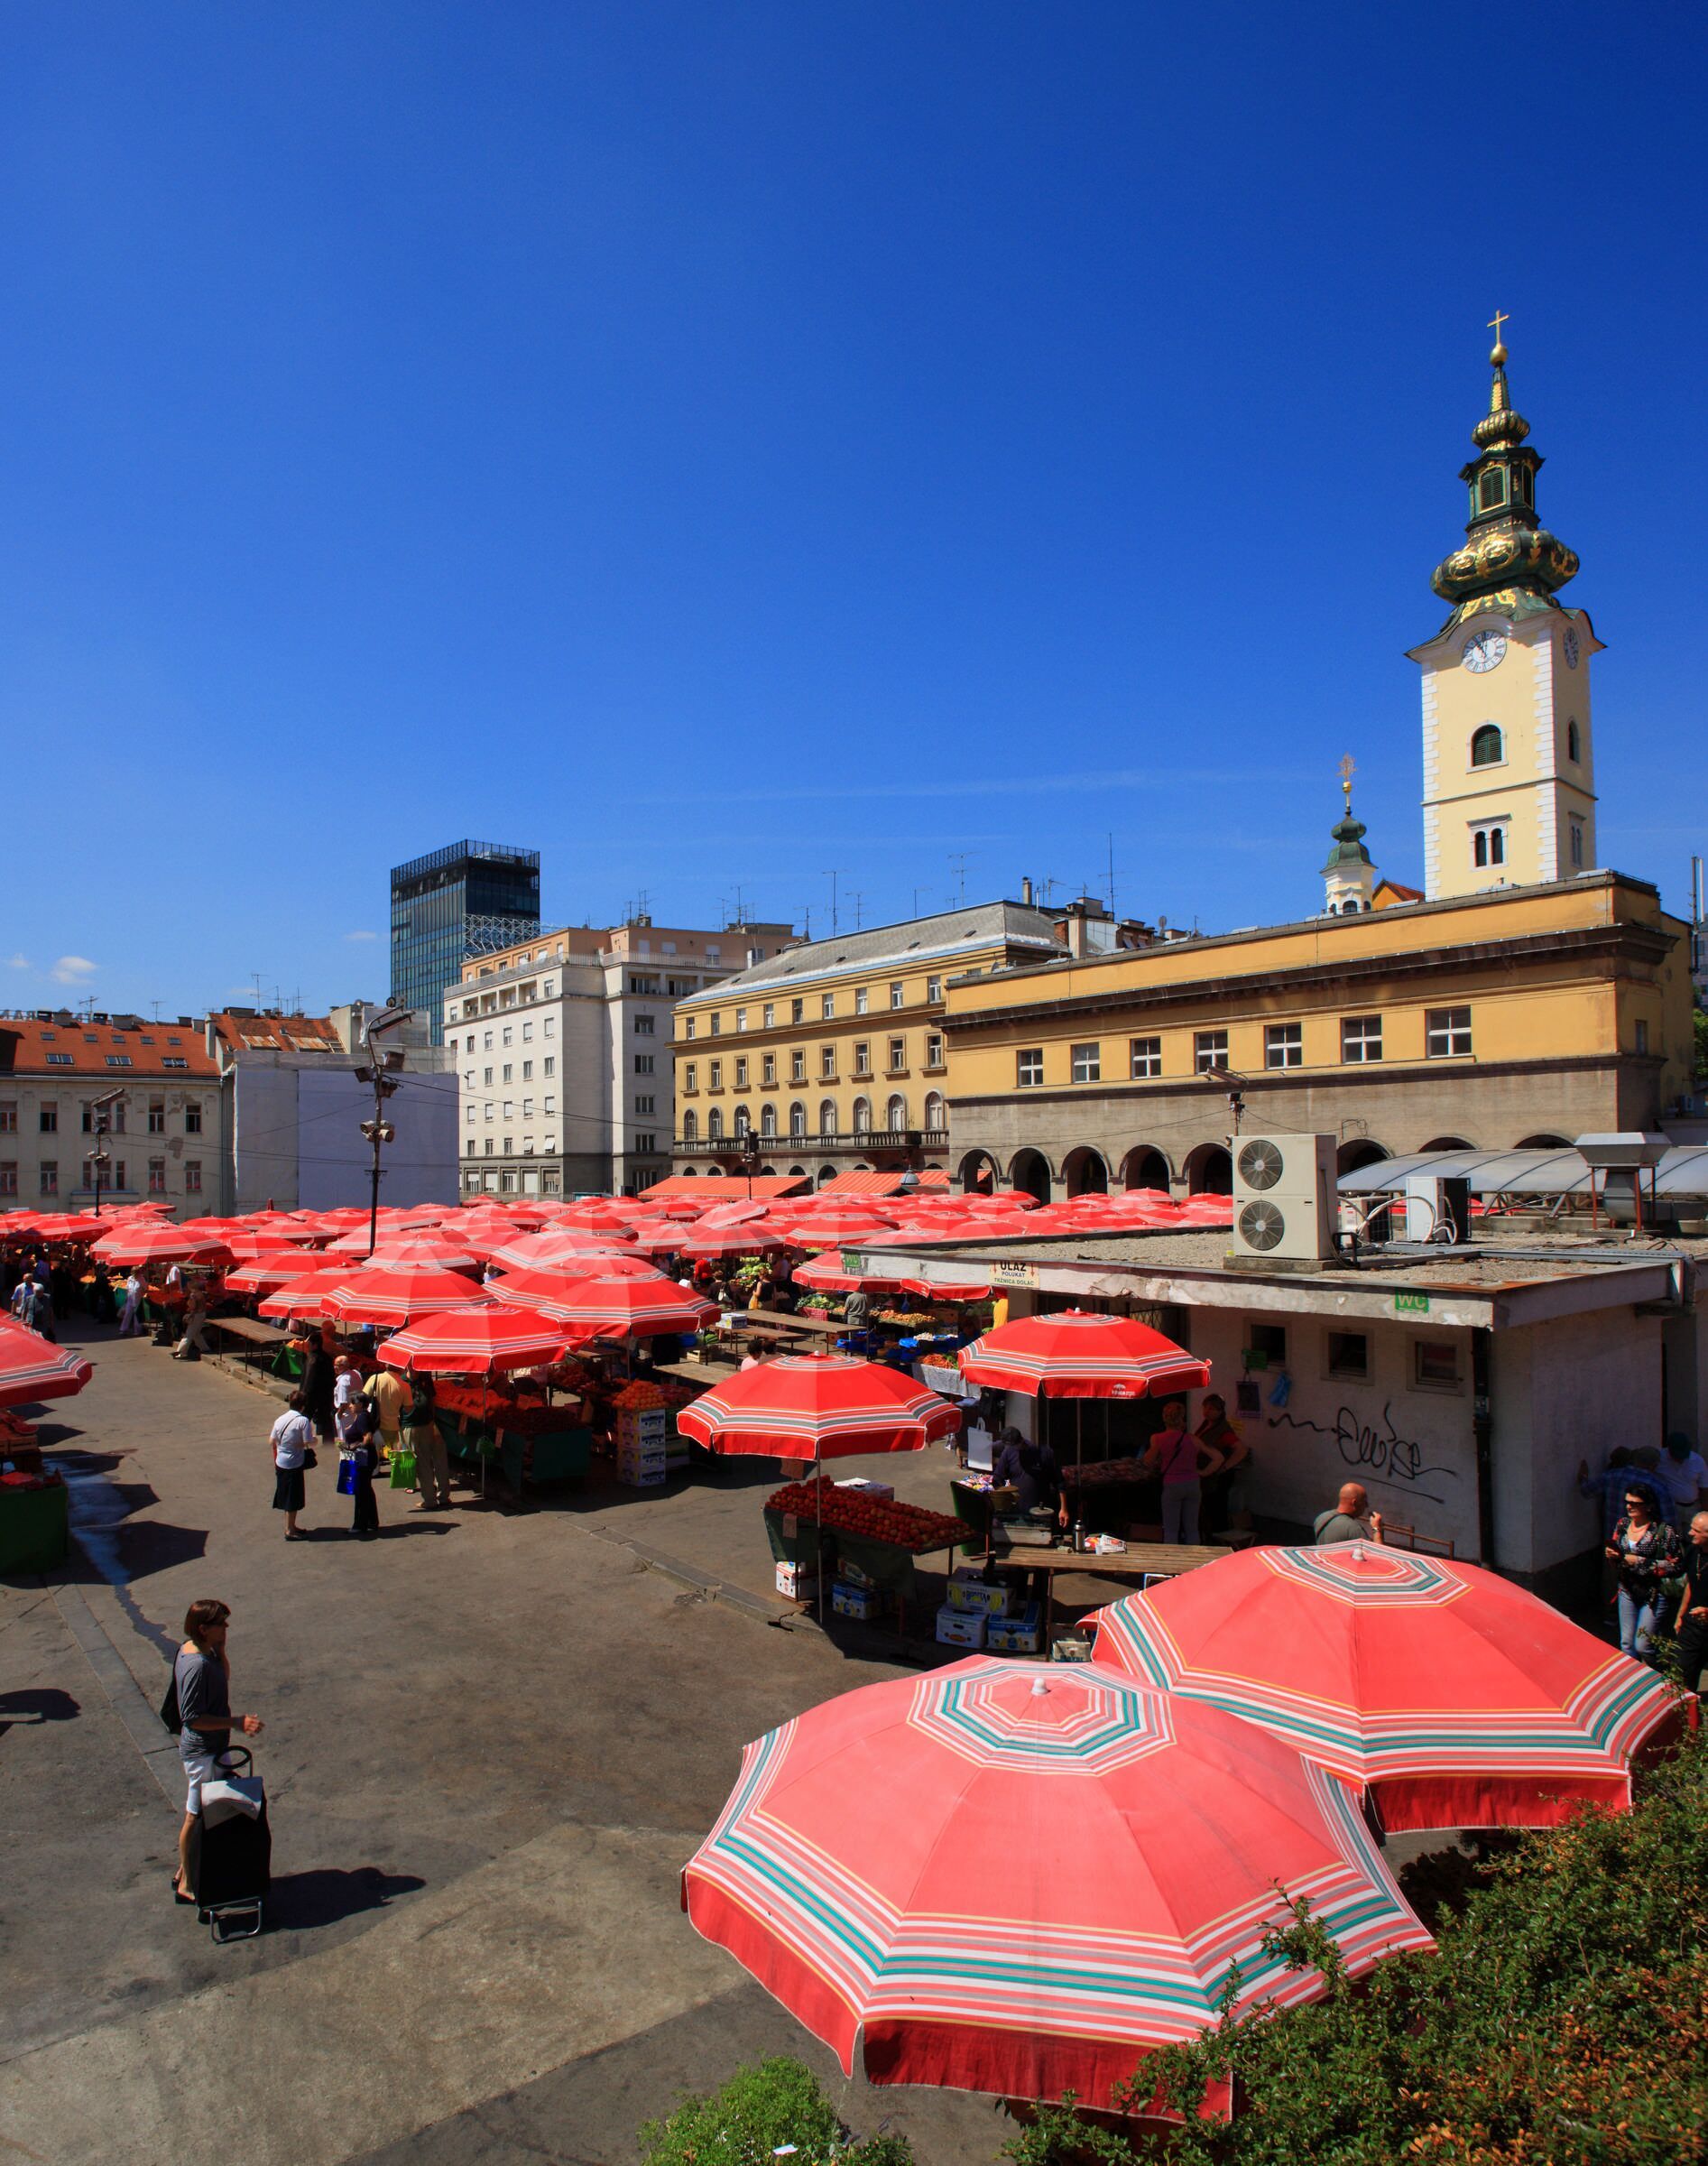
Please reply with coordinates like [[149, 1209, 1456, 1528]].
[[1231, 1132, 1339, 1264]]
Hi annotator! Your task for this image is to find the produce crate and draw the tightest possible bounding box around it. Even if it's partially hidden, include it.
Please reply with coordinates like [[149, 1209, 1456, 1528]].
[[935, 1605, 986, 1650], [947, 1568, 1011, 1618], [985, 1602, 1042, 1654]]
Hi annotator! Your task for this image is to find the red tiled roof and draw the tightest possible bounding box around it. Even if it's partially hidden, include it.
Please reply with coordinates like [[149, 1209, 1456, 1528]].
[[815, 1169, 952, 1196], [640, 1174, 810, 1199], [208, 1011, 342, 1053], [0, 1019, 217, 1079]]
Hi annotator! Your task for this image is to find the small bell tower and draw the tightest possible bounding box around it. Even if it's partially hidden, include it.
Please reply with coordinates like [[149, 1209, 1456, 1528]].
[[1323, 756, 1377, 916]]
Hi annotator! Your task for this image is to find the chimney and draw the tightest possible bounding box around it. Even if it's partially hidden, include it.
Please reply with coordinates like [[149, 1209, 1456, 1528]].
[[1020, 875, 1034, 907]]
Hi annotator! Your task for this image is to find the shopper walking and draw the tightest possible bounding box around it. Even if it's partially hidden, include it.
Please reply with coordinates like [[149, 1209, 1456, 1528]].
[[171, 1598, 263, 1903], [1141, 1398, 1221, 1545], [270, 1390, 314, 1541], [118, 1268, 145, 1337], [1607, 1485, 1682, 1660], [403, 1369, 450, 1511], [300, 1330, 336, 1441], [362, 1361, 406, 1460], [339, 1390, 383, 1540]]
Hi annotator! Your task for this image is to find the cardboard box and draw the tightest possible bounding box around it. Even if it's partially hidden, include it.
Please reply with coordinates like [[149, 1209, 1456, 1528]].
[[1051, 1635, 1093, 1664], [835, 1476, 894, 1503], [985, 1602, 1042, 1654], [947, 1568, 1011, 1617], [831, 1582, 880, 1621], [775, 1560, 819, 1598], [936, 1604, 987, 1649]]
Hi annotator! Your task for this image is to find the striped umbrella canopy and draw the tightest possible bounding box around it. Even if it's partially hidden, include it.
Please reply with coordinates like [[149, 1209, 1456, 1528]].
[[0, 1214, 42, 1238], [226, 1250, 338, 1295], [677, 1353, 959, 1458], [222, 1229, 319, 1262], [519, 1276, 716, 1341], [485, 1264, 666, 1318], [319, 1265, 494, 1328], [684, 1656, 1431, 2112], [545, 1250, 671, 1282], [21, 1216, 107, 1242], [327, 1229, 481, 1271], [550, 1202, 636, 1235], [671, 1226, 790, 1260], [89, 1225, 235, 1268], [0, 1323, 94, 1408], [792, 1253, 903, 1296], [373, 1303, 572, 1375], [958, 1310, 1210, 1401], [491, 1229, 637, 1273], [257, 1264, 353, 1320], [1088, 1544, 1681, 1832]]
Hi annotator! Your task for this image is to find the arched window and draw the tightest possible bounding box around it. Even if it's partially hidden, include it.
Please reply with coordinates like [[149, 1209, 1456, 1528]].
[[760, 1104, 777, 1138], [887, 1095, 908, 1133], [1471, 724, 1503, 767], [924, 1091, 946, 1134], [734, 1105, 751, 1137], [789, 1102, 806, 1138], [707, 1109, 725, 1141], [682, 1110, 697, 1142], [852, 1096, 871, 1134], [1473, 825, 1507, 870], [819, 1100, 837, 1136], [1567, 717, 1581, 762]]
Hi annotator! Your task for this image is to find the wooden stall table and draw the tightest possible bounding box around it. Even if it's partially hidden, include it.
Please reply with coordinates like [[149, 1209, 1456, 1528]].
[[974, 1540, 1236, 1656], [745, 1309, 844, 1342], [207, 1317, 291, 1373]]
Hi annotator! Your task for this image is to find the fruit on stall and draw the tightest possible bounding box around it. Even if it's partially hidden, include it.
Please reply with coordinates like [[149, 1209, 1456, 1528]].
[[765, 1479, 963, 1552]]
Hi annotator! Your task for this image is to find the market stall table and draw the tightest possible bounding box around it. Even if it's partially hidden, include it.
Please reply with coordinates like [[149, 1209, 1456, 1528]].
[[429, 1379, 594, 1490], [206, 1317, 291, 1371], [764, 1477, 968, 1634], [974, 1540, 1237, 1654]]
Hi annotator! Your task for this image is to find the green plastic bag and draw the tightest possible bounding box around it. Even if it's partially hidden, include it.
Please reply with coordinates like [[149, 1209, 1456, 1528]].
[[388, 1449, 418, 1490]]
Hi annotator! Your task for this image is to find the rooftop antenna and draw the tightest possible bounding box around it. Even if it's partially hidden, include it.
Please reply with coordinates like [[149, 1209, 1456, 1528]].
[[850, 890, 865, 930], [948, 852, 970, 906], [821, 869, 847, 936], [1107, 832, 1117, 917], [250, 971, 263, 1010], [1039, 875, 1062, 907], [150, 1000, 162, 1023]]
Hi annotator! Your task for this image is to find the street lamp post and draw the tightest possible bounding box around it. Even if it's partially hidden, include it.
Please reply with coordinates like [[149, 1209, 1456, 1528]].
[[88, 1088, 125, 1217], [352, 1004, 413, 1256]]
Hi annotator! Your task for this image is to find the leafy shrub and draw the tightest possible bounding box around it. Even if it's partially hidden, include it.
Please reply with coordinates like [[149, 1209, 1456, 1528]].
[[1006, 1717, 1708, 2166], [639, 2055, 916, 2166]]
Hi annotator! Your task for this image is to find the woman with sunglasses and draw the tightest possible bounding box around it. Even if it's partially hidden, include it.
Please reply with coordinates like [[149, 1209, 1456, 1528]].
[[1606, 1486, 1682, 1662]]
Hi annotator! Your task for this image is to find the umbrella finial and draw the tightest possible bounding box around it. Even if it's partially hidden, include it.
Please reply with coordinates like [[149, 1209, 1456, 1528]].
[[1030, 1677, 1050, 1698]]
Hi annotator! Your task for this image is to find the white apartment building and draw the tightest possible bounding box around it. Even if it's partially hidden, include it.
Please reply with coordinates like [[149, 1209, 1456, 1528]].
[[446, 916, 793, 1198]]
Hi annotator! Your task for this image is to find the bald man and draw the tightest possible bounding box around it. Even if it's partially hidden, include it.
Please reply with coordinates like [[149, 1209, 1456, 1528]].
[[1313, 1482, 1385, 1547]]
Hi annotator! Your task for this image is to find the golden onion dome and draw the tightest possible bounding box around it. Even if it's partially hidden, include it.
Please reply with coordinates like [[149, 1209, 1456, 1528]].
[[1473, 344, 1531, 450], [1432, 524, 1578, 605]]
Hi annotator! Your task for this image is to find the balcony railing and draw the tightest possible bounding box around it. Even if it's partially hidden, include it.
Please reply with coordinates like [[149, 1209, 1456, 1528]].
[[675, 1129, 948, 1155]]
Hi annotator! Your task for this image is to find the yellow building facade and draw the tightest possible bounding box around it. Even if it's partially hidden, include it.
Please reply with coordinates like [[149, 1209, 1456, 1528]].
[[670, 902, 1064, 1180]]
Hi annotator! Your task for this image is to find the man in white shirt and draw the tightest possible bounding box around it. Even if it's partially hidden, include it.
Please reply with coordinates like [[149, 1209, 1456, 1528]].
[[1659, 1433, 1708, 1532]]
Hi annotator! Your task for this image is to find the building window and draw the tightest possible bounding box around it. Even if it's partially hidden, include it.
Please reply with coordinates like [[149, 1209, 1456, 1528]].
[[1635, 1019, 1650, 1055], [790, 1050, 806, 1081], [485, 1138, 495, 1156], [888, 1037, 906, 1071], [854, 987, 869, 1015], [709, 1014, 721, 1036], [522, 1021, 533, 1042], [634, 1014, 655, 1035], [542, 1016, 555, 1038], [503, 1063, 513, 1083], [503, 1137, 514, 1155], [1567, 718, 1581, 763], [1130, 1036, 1162, 1078], [0, 1162, 15, 1196], [0, 1102, 14, 1132], [1569, 818, 1584, 868], [502, 1027, 513, 1047], [762, 1003, 775, 1028], [185, 1161, 201, 1194], [1071, 1042, 1101, 1084], [40, 1105, 58, 1134], [184, 1102, 202, 1134], [148, 1159, 166, 1195], [40, 1161, 58, 1195], [1426, 1006, 1473, 1058], [684, 1062, 697, 1091], [852, 1097, 871, 1134], [1017, 1048, 1044, 1088], [502, 1101, 513, 1119], [543, 1056, 555, 1078], [927, 976, 943, 1003], [44, 1053, 73, 1067], [854, 1042, 871, 1076], [1341, 1014, 1383, 1063], [1473, 824, 1506, 870], [709, 1060, 723, 1088], [543, 1095, 555, 1113], [820, 1046, 836, 1078], [791, 998, 805, 1024], [1414, 1338, 1462, 1390], [104, 1054, 133, 1068], [734, 1057, 749, 1088], [919, 1032, 940, 1067], [819, 994, 834, 1019], [789, 1102, 806, 1137], [889, 982, 904, 1009], [483, 1031, 494, 1050], [1477, 467, 1507, 512], [924, 1090, 946, 1132], [1195, 1030, 1229, 1073], [522, 1098, 534, 1118], [522, 1060, 533, 1080], [762, 1052, 776, 1085], [734, 1106, 751, 1137], [1470, 723, 1504, 767], [761, 1105, 777, 1137], [887, 1094, 908, 1132], [734, 1008, 747, 1032], [634, 1054, 655, 1075], [483, 1067, 494, 1086], [708, 1110, 725, 1141], [682, 1111, 698, 1142], [161, 1056, 188, 1071], [1326, 1329, 1370, 1381], [1264, 1023, 1303, 1069], [684, 1017, 696, 1041], [634, 1132, 656, 1154], [819, 1100, 837, 1135]]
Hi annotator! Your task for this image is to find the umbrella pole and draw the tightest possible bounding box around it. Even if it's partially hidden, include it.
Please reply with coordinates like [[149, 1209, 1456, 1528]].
[[816, 1446, 826, 1626], [1074, 1400, 1085, 1553]]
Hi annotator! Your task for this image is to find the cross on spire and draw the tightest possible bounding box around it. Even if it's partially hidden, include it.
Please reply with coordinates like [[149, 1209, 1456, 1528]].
[[1487, 309, 1509, 345]]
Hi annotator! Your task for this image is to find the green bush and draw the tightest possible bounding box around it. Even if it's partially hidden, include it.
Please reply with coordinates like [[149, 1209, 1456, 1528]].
[[639, 2055, 916, 2166], [1006, 1715, 1708, 2166]]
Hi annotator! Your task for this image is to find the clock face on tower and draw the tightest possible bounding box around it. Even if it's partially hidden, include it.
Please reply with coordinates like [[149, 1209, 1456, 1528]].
[[1462, 629, 1508, 674], [1563, 627, 1580, 670]]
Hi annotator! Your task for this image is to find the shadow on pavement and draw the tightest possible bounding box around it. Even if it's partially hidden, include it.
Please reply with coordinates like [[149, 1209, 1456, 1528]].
[[270, 1866, 427, 1929], [0, 1687, 82, 1737]]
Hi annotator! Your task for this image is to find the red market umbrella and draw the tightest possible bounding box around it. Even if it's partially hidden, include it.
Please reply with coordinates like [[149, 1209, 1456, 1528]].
[[21, 1216, 106, 1242], [673, 1226, 789, 1260], [530, 1277, 717, 1341], [684, 1656, 1431, 2113], [90, 1226, 235, 1268], [345, 1234, 482, 1273], [551, 1202, 636, 1236], [793, 1254, 904, 1296], [223, 1230, 317, 1262], [226, 1251, 337, 1295], [0, 1323, 94, 1407], [490, 1229, 636, 1273], [958, 1310, 1209, 1401], [374, 1304, 571, 1374], [1088, 1544, 1681, 1831], [258, 1264, 352, 1320], [547, 1251, 671, 1282], [677, 1353, 959, 1459], [320, 1264, 494, 1328]]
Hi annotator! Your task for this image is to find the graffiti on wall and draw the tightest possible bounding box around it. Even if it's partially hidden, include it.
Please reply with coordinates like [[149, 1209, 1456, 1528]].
[[1267, 1401, 1460, 1505]]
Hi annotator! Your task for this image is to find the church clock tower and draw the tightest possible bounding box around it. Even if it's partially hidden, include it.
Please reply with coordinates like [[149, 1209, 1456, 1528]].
[[1408, 321, 1601, 899]]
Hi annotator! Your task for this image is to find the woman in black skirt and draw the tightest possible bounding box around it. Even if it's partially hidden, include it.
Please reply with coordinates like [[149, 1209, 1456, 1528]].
[[269, 1390, 314, 1540], [339, 1391, 383, 1540]]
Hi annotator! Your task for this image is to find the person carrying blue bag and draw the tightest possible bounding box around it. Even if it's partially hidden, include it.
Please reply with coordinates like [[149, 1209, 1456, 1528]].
[[337, 1386, 383, 1541]]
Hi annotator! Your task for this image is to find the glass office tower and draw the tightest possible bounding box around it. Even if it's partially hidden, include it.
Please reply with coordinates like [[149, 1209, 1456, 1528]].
[[390, 841, 541, 1043]]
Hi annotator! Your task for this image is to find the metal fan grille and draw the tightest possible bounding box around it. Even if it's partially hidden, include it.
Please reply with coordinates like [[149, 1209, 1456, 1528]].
[[1238, 1139, 1284, 1191], [1238, 1199, 1286, 1252]]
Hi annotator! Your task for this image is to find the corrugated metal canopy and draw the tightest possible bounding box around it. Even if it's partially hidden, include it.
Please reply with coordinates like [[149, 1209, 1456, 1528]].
[[1337, 1144, 1708, 1199]]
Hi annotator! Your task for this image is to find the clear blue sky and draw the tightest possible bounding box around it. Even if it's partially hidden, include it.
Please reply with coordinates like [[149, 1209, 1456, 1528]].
[[4, 3, 1703, 1018]]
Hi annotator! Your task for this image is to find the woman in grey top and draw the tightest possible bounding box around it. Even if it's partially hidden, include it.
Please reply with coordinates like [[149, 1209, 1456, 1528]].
[[173, 1599, 263, 1903]]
